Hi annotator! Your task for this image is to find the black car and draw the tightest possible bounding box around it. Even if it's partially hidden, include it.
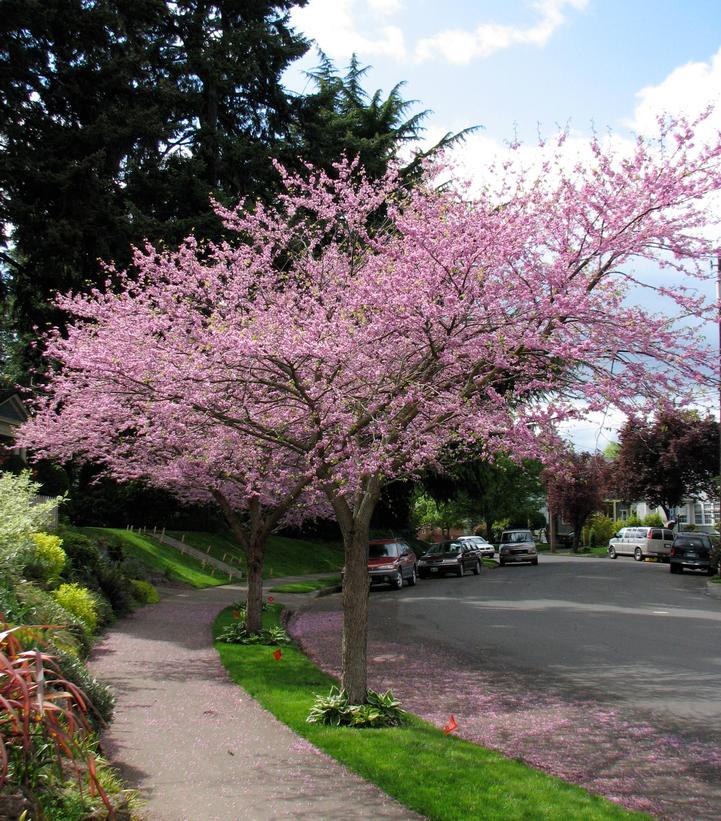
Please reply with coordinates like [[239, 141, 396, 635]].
[[417, 540, 482, 578], [669, 533, 720, 576]]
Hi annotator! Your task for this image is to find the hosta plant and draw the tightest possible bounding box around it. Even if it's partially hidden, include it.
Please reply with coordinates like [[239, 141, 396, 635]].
[[306, 686, 406, 728], [217, 622, 290, 645]]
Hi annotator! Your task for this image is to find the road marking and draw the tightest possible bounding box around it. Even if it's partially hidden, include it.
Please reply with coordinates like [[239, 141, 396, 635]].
[[652, 610, 669, 614]]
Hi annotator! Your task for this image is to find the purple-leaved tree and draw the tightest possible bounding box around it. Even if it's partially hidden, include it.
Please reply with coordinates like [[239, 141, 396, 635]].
[[22, 113, 721, 702]]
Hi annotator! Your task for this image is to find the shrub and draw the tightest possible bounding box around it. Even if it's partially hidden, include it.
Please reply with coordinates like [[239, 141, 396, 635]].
[[306, 686, 406, 728], [93, 563, 135, 618], [25, 532, 66, 584], [642, 512, 665, 527], [0, 472, 61, 575], [52, 584, 98, 634], [56, 527, 101, 577], [89, 590, 115, 629], [14, 582, 91, 657], [584, 514, 616, 547], [130, 578, 160, 605]]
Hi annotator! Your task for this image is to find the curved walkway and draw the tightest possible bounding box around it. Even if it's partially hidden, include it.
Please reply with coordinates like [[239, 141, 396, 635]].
[[88, 583, 422, 821]]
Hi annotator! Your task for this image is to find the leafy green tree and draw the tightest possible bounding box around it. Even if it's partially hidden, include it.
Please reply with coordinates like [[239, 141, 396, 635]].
[[423, 454, 544, 539], [0, 0, 310, 369], [291, 52, 472, 183]]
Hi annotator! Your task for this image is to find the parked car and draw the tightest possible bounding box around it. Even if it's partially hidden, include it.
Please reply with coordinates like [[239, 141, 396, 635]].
[[457, 535, 495, 558], [368, 539, 417, 589], [417, 540, 482, 578], [498, 529, 538, 566], [669, 533, 720, 576], [607, 526, 674, 562]]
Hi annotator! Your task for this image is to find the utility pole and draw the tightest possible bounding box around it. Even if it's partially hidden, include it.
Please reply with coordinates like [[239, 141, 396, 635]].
[[717, 257, 721, 529]]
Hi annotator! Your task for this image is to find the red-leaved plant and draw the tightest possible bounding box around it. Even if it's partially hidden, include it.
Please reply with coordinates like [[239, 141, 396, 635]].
[[0, 617, 113, 816]]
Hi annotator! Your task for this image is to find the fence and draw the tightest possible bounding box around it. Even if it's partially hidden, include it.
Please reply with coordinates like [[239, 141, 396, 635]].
[[130, 526, 244, 581]]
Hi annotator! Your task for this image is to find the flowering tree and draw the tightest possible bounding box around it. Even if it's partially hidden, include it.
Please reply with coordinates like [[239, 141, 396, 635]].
[[22, 391, 329, 633], [23, 114, 721, 703]]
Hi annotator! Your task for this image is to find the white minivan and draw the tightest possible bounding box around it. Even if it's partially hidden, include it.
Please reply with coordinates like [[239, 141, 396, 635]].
[[607, 526, 675, 562]]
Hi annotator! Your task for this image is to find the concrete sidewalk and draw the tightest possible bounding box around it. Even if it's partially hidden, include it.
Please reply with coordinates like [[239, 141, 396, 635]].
[[88, 582, 422, 821]]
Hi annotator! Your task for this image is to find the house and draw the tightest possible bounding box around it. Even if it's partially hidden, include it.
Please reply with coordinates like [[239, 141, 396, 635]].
[[0, 385, 30, 465]]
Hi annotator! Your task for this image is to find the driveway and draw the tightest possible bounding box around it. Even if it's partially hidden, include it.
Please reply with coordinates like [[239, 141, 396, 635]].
[[289, 555, 721, 821]]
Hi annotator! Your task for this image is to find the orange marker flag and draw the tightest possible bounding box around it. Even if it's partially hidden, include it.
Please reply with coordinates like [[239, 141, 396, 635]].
[[444, 714, 458, 736], [267, 596, 274, 604], [231, 610, 241, 619], [273, 648, 282, 661]]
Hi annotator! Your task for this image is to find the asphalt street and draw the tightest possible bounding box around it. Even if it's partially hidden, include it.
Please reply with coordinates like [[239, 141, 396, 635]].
[[369, 553, 721, 741]]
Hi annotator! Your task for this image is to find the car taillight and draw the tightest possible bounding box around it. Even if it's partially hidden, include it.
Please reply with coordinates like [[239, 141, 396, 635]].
[[670, 547, 676, 556]]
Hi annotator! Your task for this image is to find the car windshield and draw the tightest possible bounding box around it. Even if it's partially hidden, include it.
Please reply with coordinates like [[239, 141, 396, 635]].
[[369, 543, 400, 558], [675, 537, 707, 549], [501, 532, 531, 544], [427, 542, 461, 555]]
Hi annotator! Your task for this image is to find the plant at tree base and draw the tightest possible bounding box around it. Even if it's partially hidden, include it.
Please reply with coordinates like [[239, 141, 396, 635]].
[[22, 113, 721, 703], [217, 622, 290, 646], [306, 686, 406, 728]]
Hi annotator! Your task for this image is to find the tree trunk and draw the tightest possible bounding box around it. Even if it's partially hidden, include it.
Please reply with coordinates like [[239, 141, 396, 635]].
[[245, 535, 265, 634], [327, 475, 381, 705], [549, 508, 557, 553], [341, 521, 371, 704]]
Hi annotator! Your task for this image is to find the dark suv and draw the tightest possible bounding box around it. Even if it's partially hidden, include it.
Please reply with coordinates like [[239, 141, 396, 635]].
[[669, 533, 720, 576], [417, 540, 482, 578], [368, 539, 418, 589]]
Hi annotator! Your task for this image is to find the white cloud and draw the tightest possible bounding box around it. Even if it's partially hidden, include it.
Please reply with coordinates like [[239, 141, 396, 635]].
[[414, 0, 588, 65], [627, 46, 721, 142], [290, 0, 406, 61]]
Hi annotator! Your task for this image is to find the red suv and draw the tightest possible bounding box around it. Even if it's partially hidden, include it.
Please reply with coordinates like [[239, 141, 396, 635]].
[[368, 539, 418, 589]]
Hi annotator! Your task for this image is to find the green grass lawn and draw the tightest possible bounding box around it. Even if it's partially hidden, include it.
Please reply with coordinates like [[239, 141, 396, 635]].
[[85, 527, 226, 588], [268, 576, 342, 594], [167, 530, 344, 578], [214, 607, 650, 821]]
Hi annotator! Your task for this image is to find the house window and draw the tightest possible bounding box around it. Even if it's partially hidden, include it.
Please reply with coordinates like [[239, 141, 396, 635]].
[[693, 502, 718, 526]]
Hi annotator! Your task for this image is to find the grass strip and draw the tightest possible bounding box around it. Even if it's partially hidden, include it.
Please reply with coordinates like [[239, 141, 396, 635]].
[[268, 576, 342, 594], [213, 607, 650, 821], [87, 528, 226, 588]]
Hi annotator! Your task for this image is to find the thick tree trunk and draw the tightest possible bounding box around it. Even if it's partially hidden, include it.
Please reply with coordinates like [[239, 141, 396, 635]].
[[549, 509, 557, 553], [245, 535, 265, 634], [341, 522, 371, 704], [328, 475, 381, 705]]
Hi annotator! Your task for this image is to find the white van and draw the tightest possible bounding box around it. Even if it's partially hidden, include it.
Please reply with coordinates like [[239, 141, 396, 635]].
[[607, 527, 675, 562]]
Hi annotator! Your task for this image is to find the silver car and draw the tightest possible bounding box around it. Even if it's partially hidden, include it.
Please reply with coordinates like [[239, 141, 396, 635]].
[[498, 529, 538, 566], [457, 535, 495, 558]]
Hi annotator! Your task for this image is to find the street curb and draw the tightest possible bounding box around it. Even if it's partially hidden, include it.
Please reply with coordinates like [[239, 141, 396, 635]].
[[706, 580, 721, 598], [314, 584, 342, 598]]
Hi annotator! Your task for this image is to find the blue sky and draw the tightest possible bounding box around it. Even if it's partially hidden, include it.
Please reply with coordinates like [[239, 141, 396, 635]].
[[284, 0, 721, 452], [285, 0, 721, 145]]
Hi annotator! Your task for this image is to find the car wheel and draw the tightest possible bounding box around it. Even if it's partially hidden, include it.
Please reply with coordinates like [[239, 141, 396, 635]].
[[408, 566, 417, 586], [531, 558, 539, 565], [634, 547, 643, 562], [472, 559, 481, 575], [393, 572, 403, 590], [670, 563, 681, 574], [707, 566, 715, 577], [608, 546, 617, 559], [499, 559, 506, 567], [457, 562, 465, 577]]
